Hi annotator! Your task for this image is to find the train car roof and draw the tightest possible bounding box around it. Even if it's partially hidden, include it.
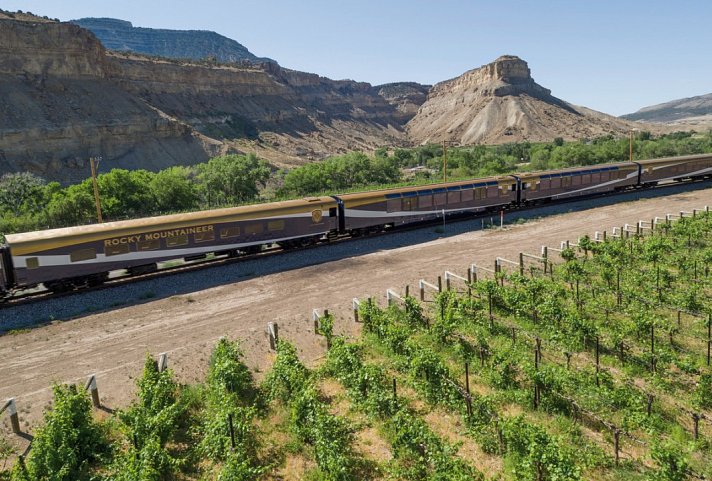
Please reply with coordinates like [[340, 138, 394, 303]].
[[516, 161, 638, 179], [5, 196, 337, 247], [634, 153, 712, 165], [336, 175, 515, 201]]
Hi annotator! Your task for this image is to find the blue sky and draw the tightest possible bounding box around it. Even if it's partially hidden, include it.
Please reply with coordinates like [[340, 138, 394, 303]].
[[4, 0, 710, 116]]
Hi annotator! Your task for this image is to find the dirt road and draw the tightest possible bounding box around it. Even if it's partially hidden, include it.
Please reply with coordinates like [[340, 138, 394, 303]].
[[2, 187, 711, 449]]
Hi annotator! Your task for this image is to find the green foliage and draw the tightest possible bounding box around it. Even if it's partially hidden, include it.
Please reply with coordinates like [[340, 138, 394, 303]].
[[649, 441, 689, 481], [279, 151, 401, 196], [198, 338, 263, 481], [198, 153, 270, 207], [0, 172, 46, 217], [120, 356, 182, 446], [149, 166, 199, 213], [16, 383, 106, 481], [109, 355, 182, 481], [501, 416, 581, 481], [263, 340, 359, 481], [206, 338, 254, 402], [108, 433, 179, 481], [692, 370, 712, 410], [316, 312, 334, 346]]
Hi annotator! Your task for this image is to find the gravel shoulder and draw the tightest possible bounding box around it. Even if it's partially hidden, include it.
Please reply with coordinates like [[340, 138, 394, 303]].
[[1, 183, 711, 450]]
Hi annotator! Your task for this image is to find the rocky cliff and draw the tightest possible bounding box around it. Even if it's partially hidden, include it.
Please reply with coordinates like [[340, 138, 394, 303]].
[[407, 55, 644, 145], [0, 15, 666, 185], [72, 17, 274, 64], [622, 93, 712, 127], [0, 17, 424, 181], [0, 19, 220, 184]]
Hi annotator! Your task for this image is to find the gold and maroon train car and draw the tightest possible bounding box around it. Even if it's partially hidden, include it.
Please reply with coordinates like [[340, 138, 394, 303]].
[[637, 153, 712, 185], [517, 162, 639, 203], [338, 176, 518, 233], [5, 196, 338, 291]]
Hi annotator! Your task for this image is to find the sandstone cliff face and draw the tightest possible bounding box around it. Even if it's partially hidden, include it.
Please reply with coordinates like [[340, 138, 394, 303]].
[[622, 93, 712, 126], [72, 17, 274, 64], [407, 55, 645, 145], [0, 19, 217, 184], [111, 56, 416, 165]]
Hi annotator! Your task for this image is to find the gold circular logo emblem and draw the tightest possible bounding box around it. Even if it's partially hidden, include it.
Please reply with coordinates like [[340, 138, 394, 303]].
[[311, 209, 323, 223]]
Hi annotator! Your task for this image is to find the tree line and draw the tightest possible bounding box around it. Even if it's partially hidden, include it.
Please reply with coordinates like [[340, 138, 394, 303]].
[[1, 131, 711, 235]]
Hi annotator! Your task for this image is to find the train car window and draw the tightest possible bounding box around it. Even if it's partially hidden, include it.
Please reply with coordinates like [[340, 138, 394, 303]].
[[550, 178, 561, 189], [138, 239, 160, 251], [581, 174, 591, 184], [539, 179, 548, 190], [70, 248, 97, 262], [106, 244, 130, 256], [418, 195, 433, 208], [221, 227, 241, 238], [572, 175, 581, 186], [386, 199, 400, 213], [599, 172, 609, 181], [268, 220, 285, 232], [461, 189, 474, 202], [591, 173, 600, 183], [401, 198, 414, 211], [26, 257, 39, 269], [245, 223, 264, 235], [195, 231, 215, 243], [434, 193, 446, 206], [447, 191, 461, 204], [562, 177, 571, 188], [167, 235, 188, 247]]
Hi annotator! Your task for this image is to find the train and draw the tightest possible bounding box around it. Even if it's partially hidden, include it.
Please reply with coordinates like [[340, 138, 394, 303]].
[[1, 153, 712, 298]]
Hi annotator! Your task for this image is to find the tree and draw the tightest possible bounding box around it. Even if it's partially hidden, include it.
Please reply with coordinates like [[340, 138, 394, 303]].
[[96, 169, 155, 220], [198, 154, 270, 207], [0, 172, 46, 217], [149, 166, 199, 214]]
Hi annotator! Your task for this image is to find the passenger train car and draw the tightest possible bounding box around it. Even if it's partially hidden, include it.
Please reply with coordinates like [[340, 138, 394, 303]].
[[1, 197, 337, 292], [1, 153, 711, 297]]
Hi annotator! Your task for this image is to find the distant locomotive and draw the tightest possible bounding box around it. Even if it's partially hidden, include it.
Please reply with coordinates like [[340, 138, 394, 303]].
[[1, 153, 711, 298]]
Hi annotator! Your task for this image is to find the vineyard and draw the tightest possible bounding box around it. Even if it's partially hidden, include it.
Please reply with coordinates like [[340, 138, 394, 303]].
[[1, 209, 712, 480]]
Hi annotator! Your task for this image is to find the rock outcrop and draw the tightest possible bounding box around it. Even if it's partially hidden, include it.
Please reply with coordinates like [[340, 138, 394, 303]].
[[0, 15, 667, 185], [407, 55, 645, 145], [72, 17, 275, 65], [0, 19, 218, 184], [0, 17, 421, 182], [622, 93, 712, 127]]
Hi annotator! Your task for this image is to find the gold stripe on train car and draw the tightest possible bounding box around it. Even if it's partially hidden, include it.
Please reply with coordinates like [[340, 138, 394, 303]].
[[8, 198, 337, 256]]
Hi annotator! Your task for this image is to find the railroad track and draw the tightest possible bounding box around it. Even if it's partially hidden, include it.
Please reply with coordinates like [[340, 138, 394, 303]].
[[2, 178, 710, 310]]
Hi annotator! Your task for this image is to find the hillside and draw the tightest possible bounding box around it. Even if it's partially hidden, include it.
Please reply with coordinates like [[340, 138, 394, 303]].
[[0, 17, 423, 183], [0, 14, 672, 184], [0, 18, 218, 184], [72, 17, 275, 64], [407, 55, 647, 145], [622, 92, 712, 126]]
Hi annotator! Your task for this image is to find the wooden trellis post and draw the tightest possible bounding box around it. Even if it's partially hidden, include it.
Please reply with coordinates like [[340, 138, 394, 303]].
[[157, 352, 168, 373], [1, 398, 20, 434], [85, 374, 101, 408], [267, 322, 279, 350]]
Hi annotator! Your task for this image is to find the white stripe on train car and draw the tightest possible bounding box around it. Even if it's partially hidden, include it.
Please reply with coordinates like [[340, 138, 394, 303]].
[[12, 232, 329, 269], [344, 204, 499, 218], [549, 172, 638, 200], [649, 166, 712, 181]]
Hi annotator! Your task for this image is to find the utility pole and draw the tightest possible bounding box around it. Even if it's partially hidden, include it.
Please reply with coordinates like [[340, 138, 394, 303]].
[[90, 156, 103, 223], [442, 140, 456, 182], [629, 129, 638, 162]]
